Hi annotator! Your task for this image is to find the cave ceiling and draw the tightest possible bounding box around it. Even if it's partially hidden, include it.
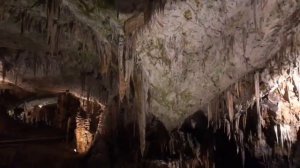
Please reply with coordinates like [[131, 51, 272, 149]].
[[0, 0, 300, 130]]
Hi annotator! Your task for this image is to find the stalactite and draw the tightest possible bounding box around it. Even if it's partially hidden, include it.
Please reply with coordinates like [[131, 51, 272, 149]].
[[118, 34, 126, 101], [274, 125, 278, 143], [241, 145, 245, 168], [97, 40, 112, 75], [292, 72, 300, 101], [242, 110, 247, 131], [119, 35, 135, 102], [46, 0, 62, 56], [235, 113, 241, 133], [254, 72, 262, 139], [0, 60, 3, 81], [207, 97, 219, 129], [235, 82, 240, 98], [20, 10, 26, 34], [226, 90, 234, 123], [225, 119, 231, 139], [189, 34, 300, 168], [134, 67, 149, 156], [125, 40, 135, 100], [252, 0, 258, 31], [207, 103, 212, 128]]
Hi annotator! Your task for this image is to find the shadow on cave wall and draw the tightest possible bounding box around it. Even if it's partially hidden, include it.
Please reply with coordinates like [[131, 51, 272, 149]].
[[115, 0, 166, 13]]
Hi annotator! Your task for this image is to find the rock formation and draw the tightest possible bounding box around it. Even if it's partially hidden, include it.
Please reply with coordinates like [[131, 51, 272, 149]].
[[1, 0, 300, 167]]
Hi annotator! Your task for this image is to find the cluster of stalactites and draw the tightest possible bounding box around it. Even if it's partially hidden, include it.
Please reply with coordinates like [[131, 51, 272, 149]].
[[8, 97, 58, 126], [72, 93, 105, 154], [205, 34, 300, 167], [46, 0, 62, 56], [207, 78, 253, 136], [116, 21, 150, 155], [118, 34, 135, 102], [19, 0, 112, 68], [75, 111, 93, 154]]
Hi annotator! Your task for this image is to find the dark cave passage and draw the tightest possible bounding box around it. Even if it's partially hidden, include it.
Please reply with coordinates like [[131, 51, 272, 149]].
[[0, 85, 102, 168]]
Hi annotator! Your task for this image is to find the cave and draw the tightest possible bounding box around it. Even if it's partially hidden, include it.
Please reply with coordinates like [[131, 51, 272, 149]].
[[1, 0, 300, 168]]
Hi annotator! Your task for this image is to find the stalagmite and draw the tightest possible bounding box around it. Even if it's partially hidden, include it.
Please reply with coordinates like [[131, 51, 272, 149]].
[[254, 72, 262, 139]]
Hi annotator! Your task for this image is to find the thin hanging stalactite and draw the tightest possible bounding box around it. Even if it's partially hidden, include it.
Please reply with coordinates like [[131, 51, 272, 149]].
[[252, 0, 258, 31], [134, 66, 148, 156], [226, 90, 234, 123], [254, 72, 262, 139], [0, 60, 3, 82], [118, 34, 126, 101], [46, 0, 62, 56]]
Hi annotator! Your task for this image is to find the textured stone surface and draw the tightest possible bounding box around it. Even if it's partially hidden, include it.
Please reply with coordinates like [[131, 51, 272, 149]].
[[1, 0, 300, 131], [135, 0, 300, 129]]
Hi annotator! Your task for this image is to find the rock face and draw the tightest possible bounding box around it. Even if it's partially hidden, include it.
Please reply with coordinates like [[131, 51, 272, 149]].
[[2, 0, 299, 131], [135, 0, 300, 130]]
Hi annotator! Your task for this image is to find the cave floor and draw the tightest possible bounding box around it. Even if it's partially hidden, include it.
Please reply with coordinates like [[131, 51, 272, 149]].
[[0, 109, 84, 168]]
